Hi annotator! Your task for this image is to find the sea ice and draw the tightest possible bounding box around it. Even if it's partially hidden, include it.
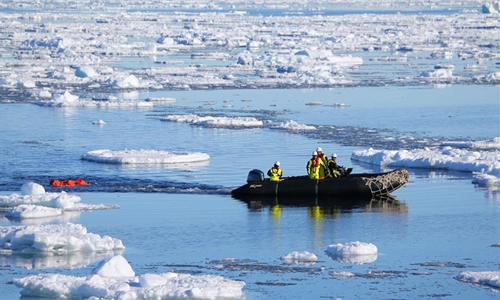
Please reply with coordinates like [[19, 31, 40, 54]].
[[456, 271, 500, 288], [81, 149, 211, 164], [325, 241, 378, 265], [0, 183, 118, 213], [21, 182, 45, 195], [0, 223, 124, 252], [161, 114, 264, 128], [351, 140, 500, 185], [14, 255, 246, 299], [280, 251, 318, 263]]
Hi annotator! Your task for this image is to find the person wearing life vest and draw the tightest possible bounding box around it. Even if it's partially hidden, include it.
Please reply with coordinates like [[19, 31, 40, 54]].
[[316, 147, 329, 178], [267, 161, 283, 182], [307, 151, 327, 180], [328, 153, 347, 177]]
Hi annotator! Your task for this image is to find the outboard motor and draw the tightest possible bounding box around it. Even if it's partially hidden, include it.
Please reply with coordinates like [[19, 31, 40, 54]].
[[247, 169, 265, 183]]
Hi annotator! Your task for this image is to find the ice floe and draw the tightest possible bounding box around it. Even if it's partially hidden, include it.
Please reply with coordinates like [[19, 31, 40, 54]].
[[274, 120, 317, 131], [325, 241, 378, 264], [161, 114, 264, 128], [456, 271, 500, 288], [0, 182, 118, 213], [280, 251, 318, 264], [351, 138, 500, 186], [81, 149, 211, 164], [14, 255, 245, 299], [35, 90, 154, 108], [0, 223, 124, 253]]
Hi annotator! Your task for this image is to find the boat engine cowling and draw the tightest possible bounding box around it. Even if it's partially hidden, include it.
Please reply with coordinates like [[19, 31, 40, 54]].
[[247, 169, 265, 183]]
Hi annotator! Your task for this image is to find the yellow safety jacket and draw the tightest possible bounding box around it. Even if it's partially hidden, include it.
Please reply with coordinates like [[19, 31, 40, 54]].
[[307, 157, 326, 180], [268, 167, 282, 181], [318, 153, 329, 177]]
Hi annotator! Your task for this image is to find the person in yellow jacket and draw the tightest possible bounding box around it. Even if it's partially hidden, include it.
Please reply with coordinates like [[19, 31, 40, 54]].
[[306, 151, 327, 180], [316, 147, 329, 178], [267, 161, 283, 181]]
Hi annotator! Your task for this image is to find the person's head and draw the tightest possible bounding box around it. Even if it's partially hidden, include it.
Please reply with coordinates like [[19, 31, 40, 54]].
[[316, 147, 323, 154], [312, 151, 318, 157], [274, 161, 280, 167], [332, 153, 337, 159]]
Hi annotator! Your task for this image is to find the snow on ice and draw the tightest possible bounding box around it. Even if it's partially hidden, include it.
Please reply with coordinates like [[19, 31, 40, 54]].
[[82, 149, 211, 164], [456, 271, 500, 288], [325, 241, 378, 264], [0, 182, 119, 215], [161, 114, 264, 128], [274, 120, 317, 131], [280, 251, 319, 264], [1, 0, 499, 103], [36, 90, 154, 108], [14, 255, 246, 300], [351, 138, 500, 186], [0, 223, 124, 252]]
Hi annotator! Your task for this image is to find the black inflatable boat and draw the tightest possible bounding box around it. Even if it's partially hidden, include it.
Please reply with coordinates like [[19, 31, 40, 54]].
[[231, 168, 409, 198]]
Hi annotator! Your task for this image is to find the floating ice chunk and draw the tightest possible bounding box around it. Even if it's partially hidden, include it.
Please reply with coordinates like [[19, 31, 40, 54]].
[[6, 204, 63, 219], [420, 69, 452, 78], [441, 137, 500, 150], [75, 66, 97, 78], [145, 97, 176, 102], [161, 114, 263, 128], [92, 255, 135, 277], [0, 190, 81, 209], [16, 80, 36, 89], [82, 149, 210, 164], [280, 251, 318, 263], [0, 74, 18, 86], [39, 90, 52, 98], [275, 120, 316, 131], [92, 119, 106, 125], [326, 242, 378, 265], [326, 241, 378, 256], [472, 172, 500, 187], [482, 2, 500, 13], [479, 71, 500, 83], [109, 74, 140, 88], [21, 182, 45, 195], [0, 223, 125, 252], [351, 144, 500, 185], [456, 271, 500, 288], [53, 91, 79, 102], [14, 256, 245, 299], [305, 101, 322, 106]]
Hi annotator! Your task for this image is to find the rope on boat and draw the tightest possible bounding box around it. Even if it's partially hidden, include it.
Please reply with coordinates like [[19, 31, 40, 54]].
[[362, 169, 409, 195]]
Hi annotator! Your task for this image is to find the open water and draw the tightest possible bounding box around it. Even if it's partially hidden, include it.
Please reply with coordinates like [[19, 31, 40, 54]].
[[0, 85, 499, 299]]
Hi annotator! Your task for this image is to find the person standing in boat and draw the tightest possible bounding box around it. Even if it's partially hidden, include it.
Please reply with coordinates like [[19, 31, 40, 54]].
[[316, 147, 329, 178], [267, 161, 283, 182], [307, 151, 327, 180]]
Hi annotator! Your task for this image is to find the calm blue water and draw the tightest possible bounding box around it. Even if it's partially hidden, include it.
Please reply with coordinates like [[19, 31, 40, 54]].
[[0, 85, 499, 299]]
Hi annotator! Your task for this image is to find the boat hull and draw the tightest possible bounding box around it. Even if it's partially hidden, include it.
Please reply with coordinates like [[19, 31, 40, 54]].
[[231, 168, 409, 198]]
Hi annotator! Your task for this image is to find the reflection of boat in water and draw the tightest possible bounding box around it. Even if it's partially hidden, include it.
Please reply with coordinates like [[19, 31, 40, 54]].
[[231, 168, 409, 198], [233, 193, 408, 216]]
